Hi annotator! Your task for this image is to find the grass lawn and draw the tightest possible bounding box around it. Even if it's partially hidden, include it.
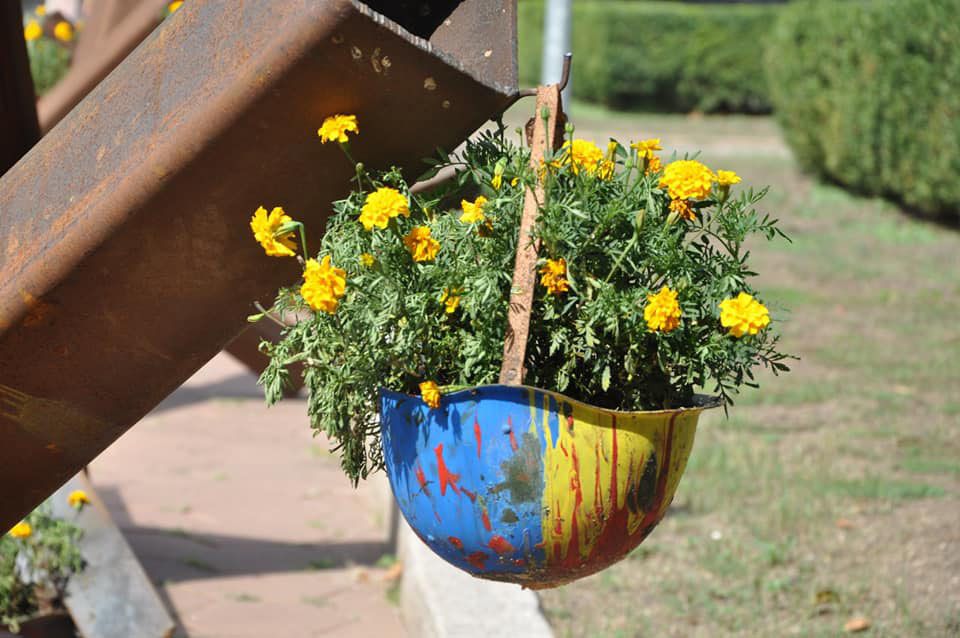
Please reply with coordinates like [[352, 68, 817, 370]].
[[508, 104, 960, 637]]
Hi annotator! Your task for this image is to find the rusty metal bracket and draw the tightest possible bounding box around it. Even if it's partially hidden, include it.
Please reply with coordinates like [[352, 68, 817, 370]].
[[0, 0, 517, 531], [0, 2, 41, 176]]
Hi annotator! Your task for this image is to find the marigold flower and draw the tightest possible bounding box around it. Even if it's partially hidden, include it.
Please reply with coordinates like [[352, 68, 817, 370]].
[[669, 198, 696, 221], [68, 490, 90, 509], [563, 139, 604, 175], [9, 521, 31, 539], [359, 187, 408, 231], [168, 1, 183, 13], [540, 258, 569, 295], [35, 5, 47, 16], [645, 155, 663, 175], [403, 226, 440, 262], [459, 196, 487, 224], [24, 20, 42, 41], [510, 177, 519, 187], [419, 381, 441, 409], [606, 140, 618, 160], [301, 256, 346, 314], [439, 288, 462, 314], [359, 253, 376, 267], [659, 159, 715, 201], [644, 286, 682, 333], [53, 20, 74, 42], [317, 114, 359, 144], [719, 292, 770, 338], [631, 138, 662, 160], [250, 206, 297, 257], [598, 159, 615, 181], [716, 170, 741, 187]]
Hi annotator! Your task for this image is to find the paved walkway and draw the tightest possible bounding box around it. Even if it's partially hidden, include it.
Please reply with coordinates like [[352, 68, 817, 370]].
[[88, 354, 406, 638]]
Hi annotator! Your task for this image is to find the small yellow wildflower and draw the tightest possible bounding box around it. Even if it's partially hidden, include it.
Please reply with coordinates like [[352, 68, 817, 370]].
[[24, 20, 42, 41], [359, 187, 409, 231], [359, 253, 376, 267], [659, 159, 715, 201], [419, 381, 441, 409], [644, 286, 682, 333], [631, 138, 662, 160], [68, 490, 90, 509], [669, 198, 696, 222], [459, 196, 487, 224], [250, 206, 297, 257], [9, 521, 31, 539], [403, 226, 440, 262], [53, 20, 74, 42], [645, 155, 663, 175], [439, 288, 462, 314], [719, 292, 770, 338], [35, 5, 47, 16], [167, 1, 183, 13], [301, 256, 346, 314], [539, 258, 569, 295], [563, 139, 604, 175], [715, 170, 741, 187], [317, 114, 359, 144]]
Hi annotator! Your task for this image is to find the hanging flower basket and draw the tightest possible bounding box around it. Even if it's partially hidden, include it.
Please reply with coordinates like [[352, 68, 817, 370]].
[[381, 384, 718, 588]]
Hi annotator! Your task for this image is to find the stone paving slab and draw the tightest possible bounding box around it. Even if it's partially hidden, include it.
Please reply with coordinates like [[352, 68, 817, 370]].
[[88, 354, 406, 638]]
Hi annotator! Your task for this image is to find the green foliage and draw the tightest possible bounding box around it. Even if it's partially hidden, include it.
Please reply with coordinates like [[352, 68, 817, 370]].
[[1, 504, 84, 632], [26, 39, 71, 97], [519, 1, 779, 113], [765, 0, 960, 219], [259, 124, 791, 483]]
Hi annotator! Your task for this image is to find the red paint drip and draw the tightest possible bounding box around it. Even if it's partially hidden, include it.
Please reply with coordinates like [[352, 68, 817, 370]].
[[474, 417, 482, 459], [560, 441, 568, 457], [448, 536, 464, 551], [415, 464, 431, 497], [481, 508, 492, 531], [488, 535, 515, 555], [434, 443, 461, 496], [460, 487, 477, 502], [466, 551, 488, 570], [508, 416, 518, 452]]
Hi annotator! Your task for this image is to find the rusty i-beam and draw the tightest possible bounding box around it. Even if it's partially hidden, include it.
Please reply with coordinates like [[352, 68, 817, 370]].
[[0, 0, 517, 530]]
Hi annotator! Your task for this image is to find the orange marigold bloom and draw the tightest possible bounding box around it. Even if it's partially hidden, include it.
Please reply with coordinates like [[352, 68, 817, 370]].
[[669, 198, 696, 221], [563, 139, 604, 175], [720, 292, 770, 338], [439, 288, 462, 314], [460, 196, 487, 224], [301, 256, 347, 314], [645, 155, 663, 175], [359, 187, 409, 231], [715, 170, 741, 187], [659, 159, 715, 201], [644, 286, 681, 333], [250, 206, 297, 257], [403, 226, 440, 262], [317, 114, 359, 144], [631, 138, 662, 160], [419, 381, 441, 409], [8, 521, 31, 539], [540, 258, 569, 295], [67, 490, 90, 509]]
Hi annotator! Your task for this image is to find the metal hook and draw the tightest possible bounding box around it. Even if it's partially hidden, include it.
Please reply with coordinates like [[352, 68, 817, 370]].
[[503, 52, 573, 107]]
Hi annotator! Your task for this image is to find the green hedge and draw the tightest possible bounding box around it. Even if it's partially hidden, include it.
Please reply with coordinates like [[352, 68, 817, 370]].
[[519, 1, 780, 113], [766, 0, 960, 219]]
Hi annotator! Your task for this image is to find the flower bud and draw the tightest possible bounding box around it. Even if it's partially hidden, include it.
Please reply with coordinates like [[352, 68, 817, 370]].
[[665, 211, 680, 226], [634, 209, 645, 232]]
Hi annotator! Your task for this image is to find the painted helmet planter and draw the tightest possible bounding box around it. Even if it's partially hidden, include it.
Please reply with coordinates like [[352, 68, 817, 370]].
[[382, 385, 718, 588]]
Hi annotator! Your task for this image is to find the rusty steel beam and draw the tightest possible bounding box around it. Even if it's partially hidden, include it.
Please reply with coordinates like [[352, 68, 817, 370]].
[[0, 2, 41, 176], [0, 0, 517, 530]]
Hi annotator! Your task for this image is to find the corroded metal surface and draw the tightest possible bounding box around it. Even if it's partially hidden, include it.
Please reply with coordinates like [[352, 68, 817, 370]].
[[0, 0, 516, 530], [0, 2, 41, 176]]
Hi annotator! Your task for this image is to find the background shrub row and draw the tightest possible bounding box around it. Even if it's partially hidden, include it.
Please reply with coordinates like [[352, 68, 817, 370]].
[[518, 1, 780, 114], [766, 0, 960, 219]]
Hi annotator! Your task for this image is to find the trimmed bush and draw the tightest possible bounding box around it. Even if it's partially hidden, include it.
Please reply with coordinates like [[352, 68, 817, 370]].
[[519, 1, 780, 113], [766, 0, 960, 219]]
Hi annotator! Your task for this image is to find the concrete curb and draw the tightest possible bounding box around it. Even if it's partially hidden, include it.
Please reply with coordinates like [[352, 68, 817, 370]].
[[397, 519, 554, 638]]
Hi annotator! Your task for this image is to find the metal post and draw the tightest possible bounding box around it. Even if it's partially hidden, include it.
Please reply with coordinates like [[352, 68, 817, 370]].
[[0, 1, 41, 176], [540, 0, 572, 106]]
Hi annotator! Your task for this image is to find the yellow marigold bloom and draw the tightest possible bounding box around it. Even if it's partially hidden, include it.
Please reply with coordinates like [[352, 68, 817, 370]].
[[631, 138, 662, 160], [645, 155, 663, 175], [459, 196, 487, 224], [53, 20, 74, 42], [250, 206, 297, 257], [598, 159, 615, 181], [715, 170, 742, 187], [659, 159, 715, 201], [403, 226, 440, 262], [563, 139, 604, 175], [359, 253, 376, 267], [359, 187, 409, 231], [539, 258, 569, 295], [35, 5, 47, 16], [301, 256, 346, 314], [644, 286, 682, 333], [669, 198, 696, 221], [9, 521, 31, 539], [419, 381, 441, 409], [24, 20, 42, 41], [68, 490, 90, 509], [510, 177, 519, 187], [491, 173, 502, 191], [168, 1, 183, 13], [317, 114, 359, 144], [439, 288, 462, 314], [719, 292, 770, 338]]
